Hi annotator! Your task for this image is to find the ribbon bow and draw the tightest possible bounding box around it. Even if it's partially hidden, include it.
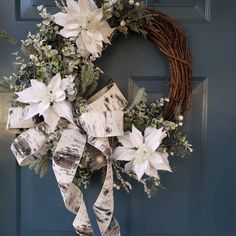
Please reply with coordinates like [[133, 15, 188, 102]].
[[7, 83, 127, 236]]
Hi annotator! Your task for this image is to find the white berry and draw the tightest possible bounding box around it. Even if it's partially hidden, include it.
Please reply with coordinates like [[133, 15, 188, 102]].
[[120, 20, 126, 27], [170, 152, 174, 156], [178, 122, 183, 126], [178, 115, 184, 121], [29, 54, 37, 60], [129, 0, 134, 5], [135, 2, 140, 7], [96, 156, 104, 164]]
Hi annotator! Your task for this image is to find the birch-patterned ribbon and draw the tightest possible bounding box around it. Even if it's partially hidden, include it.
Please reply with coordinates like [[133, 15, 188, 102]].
[[7, 83, 127, 236]]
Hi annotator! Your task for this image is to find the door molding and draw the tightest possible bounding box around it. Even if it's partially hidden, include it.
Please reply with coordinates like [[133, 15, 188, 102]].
[[15, 0, 211, 22]]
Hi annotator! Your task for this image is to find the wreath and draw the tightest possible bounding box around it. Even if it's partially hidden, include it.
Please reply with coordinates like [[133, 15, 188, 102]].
[[4, 0, 193, 235]]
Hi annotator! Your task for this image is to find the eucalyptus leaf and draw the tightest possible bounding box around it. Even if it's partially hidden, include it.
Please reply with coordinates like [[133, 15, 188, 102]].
[[0, 80, 11, 93], [0, 27, 17, 44], [128, 88, 146, 110], [29, 155, 50, 178]]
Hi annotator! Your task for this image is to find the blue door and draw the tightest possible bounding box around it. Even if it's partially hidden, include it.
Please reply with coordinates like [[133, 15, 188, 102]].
[[0, 0, 236, 235]]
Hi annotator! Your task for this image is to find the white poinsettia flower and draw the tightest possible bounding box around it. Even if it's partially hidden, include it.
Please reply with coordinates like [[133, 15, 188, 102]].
[[113, 125, 172, 180], [15, 73, 75, 131], [53, 0, 115, 58]]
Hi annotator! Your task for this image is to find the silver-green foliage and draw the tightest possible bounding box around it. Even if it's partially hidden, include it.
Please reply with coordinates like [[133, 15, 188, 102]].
[[0, 28, 17, 44], [29, 154, 50, 178]]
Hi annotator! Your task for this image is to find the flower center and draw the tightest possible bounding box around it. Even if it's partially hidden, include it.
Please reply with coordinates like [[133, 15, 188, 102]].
[[45, 90, 55, 104], [135, 144, 150, 162]]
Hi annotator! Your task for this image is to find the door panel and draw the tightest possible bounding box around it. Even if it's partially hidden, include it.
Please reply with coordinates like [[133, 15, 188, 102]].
[[147, 0, 211, 21], [20, 170, 74, 235], [1, 0, 236, 236], [128, 78, 207, 236]]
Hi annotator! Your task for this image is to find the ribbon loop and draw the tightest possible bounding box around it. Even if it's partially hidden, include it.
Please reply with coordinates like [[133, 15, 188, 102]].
[[79, 83, 127, 138], [80, 110, 124, 137], [87, 83, 127, 111], [6, 106, 34, 133], [11, 122, 50, 166]]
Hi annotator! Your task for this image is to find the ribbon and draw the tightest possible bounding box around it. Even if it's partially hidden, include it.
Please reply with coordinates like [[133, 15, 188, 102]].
[[6, 106, 35, 133], [7, 83, 127, 236]]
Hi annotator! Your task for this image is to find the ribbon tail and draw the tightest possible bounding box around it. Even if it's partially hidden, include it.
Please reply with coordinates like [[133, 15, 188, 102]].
[[103, 218, 121, 236], [93, 162, 120, 236], [53, 128, 94, 235], [88, 137, 120, 236], [67, 183, 94, 235]]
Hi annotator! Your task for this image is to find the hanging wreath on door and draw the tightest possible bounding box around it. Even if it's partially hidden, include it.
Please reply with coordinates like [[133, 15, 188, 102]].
[[4, 0, 193, 235]]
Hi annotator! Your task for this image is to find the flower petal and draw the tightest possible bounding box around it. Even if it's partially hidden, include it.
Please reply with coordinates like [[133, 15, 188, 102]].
[[130, 125, 143, 148], [133, 159, 148, 180], [65, 0, 82, 17], [125, 161, 133, 172], [53, 12, 71, 26], [89, 8, 103, 22], [144, 127, 167, 152], [86, 30, 104, 42], [47, 74, 66, 102], [65, 19, 81, 30], [157, 151, 172, 172], [31, 79, 47, 91], [118, 133, 135, 148], [52, 88, 66, 102], [149, 152, 172, 172], [76, 36, 90, 57], [77, 0, 93, 12], [48, 73, 62, 91], [43, 108, 60, 132], [66, 0, 81, 11], [60, 28, 80, 38], [53, 100, 74, 124], [25, 104, 40, 119], [112, 146, 135, 161], [145, 165, 159, 178], [89, 0, 98, 10], [148, 152, 164, 166], [16, 87, 41, 104], [38, 101, 50, 115], [97, 21, 115, 44], [81, 30, 100, 55]]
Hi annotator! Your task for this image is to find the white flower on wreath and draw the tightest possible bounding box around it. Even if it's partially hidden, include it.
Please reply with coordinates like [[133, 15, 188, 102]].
[[15, 73, 75, 131], [113, 125, 172, 180], [53, 0, 115, 58]]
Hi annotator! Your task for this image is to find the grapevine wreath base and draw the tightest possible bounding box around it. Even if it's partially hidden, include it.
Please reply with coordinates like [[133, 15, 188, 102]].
[[5, 0, 192, 235]]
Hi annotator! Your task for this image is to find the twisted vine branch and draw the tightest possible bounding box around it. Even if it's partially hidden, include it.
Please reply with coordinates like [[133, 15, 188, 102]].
[[145, 9, 192, 121]]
